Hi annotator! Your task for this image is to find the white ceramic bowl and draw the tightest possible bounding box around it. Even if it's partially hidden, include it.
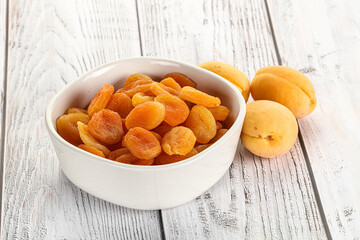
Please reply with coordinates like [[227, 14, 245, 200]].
[[46, 57, 246, 210]]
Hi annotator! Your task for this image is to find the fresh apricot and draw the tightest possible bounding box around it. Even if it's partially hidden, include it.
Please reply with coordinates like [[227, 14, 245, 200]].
[[251, 66, 317, 118], [199, 61, 250, 102], [241, 100, 298, 158]]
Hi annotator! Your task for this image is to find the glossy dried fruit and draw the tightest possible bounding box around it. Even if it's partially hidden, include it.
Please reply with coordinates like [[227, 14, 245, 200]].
[[151, 131, 163, 143], [123, 127, 162, 159], [67, 107, 88, 114], [117, 80, 153, 97], [87, 109, 124, 145], [186, 105, 217, 144], [216, 121, 223, 130], [77, 121, 110, 156], [155, 148, 198, 165], [162, 126, 196, 155], [154, 94, 190, 126], [210, 129, 228, 143], [150, 82, 179, 96], [106, 93, 133, 118], [78, 144, 105, 158], [108, 148, 130, 160], [207, 105, 230, 121], [153, 122, 173, 137], [114, 153, 154, 165], [160, 77, 182, 92], [180, 86, 220, 107], [132, 92, 154, 107], [125, 101, 165, 130], [88, 84, 114, 117], [57, 113, 91, 145], [123, 73, 152, 87], [194, 144, 211, 153], [164, 73, 196, 88]]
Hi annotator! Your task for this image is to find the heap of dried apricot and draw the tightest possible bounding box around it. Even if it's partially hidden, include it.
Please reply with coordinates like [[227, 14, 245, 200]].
[[56, 72, 231, 165]]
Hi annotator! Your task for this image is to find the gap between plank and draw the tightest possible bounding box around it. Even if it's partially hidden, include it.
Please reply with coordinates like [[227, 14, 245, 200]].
[[134, 1, 165, 239], [263, 0, 332, 239], [0, 0, 9, 235]]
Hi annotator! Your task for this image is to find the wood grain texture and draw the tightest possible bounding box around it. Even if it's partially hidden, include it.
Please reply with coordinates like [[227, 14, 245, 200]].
[[267, 0, 360, 238], [137, 0, 326, 239], [1, 0, 162, 239], [0, 0, 6, 173]]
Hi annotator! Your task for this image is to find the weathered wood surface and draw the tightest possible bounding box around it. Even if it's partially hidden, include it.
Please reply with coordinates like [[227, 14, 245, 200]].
[[267, 0, 360, 238], [0, 0, 7, 198], [137, 0, 326, 239], [0, 0, 162, 239]]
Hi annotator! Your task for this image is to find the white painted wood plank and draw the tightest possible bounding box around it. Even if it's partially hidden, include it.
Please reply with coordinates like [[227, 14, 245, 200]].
[[0, 0, 6, 165], [1, 0, 161, 239], [137, 0, 327, 239], [267, 0, 360, 238]]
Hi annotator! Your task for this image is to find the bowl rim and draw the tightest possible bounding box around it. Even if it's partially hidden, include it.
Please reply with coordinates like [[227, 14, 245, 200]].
[[45, 56, 246, 171]]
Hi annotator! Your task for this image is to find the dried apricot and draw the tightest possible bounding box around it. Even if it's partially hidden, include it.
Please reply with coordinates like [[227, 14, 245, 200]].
[[180, 86, 220, 107], [88, 84, 114, 117], [125, 101, 165, 130], [155, 148, 198, 165], [132, 92, 154, 107], [186, 105, 217, 144], [123, 127, 162, 159], [207, 105, 230, 121], [67, 107, 88, 114], [108, 148, 130, 160], [57, 113, 91, 145], [150, 82, 179, 96], [151, 131, 163, 143], [164, 73, 196, 88], [162, 126, 196, 155], [210, 129, 228, 143], [114, 153, 154, 165], [153, 122, 173, 137], [106, 93, 133, 118], [117, 80, 153, 97], [154, 94, 190, 126], [194, 144, 211, 153], [87, 109, 124, 145], [78, 144, 105, 158], [77, 121, 110, 156], [124, 73, 152, 87], [216, 121, 223, 130], [160, 77, 182, 92]]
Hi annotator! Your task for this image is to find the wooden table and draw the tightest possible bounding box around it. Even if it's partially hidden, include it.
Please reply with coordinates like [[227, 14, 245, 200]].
[[0, 0, 359, 239]]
